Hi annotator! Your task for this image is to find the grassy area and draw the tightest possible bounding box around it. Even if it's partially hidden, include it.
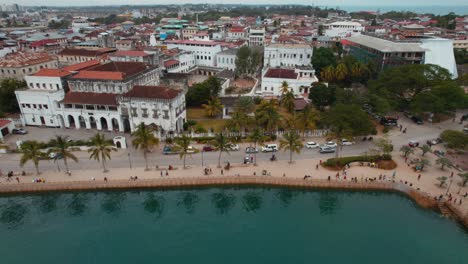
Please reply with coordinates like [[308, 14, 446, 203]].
[[187, 107, 207, 119], [195, 119, 228, 132]]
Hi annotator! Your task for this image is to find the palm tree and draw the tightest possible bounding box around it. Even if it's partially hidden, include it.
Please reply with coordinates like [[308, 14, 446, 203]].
[[436, 157, 452, 170], [296, 104, 318, 138], [19, 141, 44, 175], [174, 134, 192, 169], [132, 123, 159, 171], [418, 158, 431, 171], [247, 127, 266, 165], [280, 81, 290, 95], [320, 65, 335, 82], [202, 97, 223, 118], [227, 109, 250, 133], [399, 145, 414, 158], [279, 130, 303, 164], [212, 133, 231, 168], [334, 63, 348, 82], [280, 91, 295, 113], [437, 176, 448, 187], [88, 133, 116, 173], [256, 100, 281, 134], [48, 135, 78, 173], [420, 144, 431, 156]]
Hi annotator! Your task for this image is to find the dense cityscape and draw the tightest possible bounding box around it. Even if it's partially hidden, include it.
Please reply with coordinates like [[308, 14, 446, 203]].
[[0, 2, 467, 263]]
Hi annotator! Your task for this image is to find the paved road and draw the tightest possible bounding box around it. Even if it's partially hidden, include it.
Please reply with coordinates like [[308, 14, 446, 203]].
[[0, 110, 466, 174]]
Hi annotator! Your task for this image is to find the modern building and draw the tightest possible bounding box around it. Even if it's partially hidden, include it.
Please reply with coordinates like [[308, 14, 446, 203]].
[[344, 34, 458, 78], [260, 67, 319, 97], [264, 43, 313, 68], [0, 52, 57, 80]]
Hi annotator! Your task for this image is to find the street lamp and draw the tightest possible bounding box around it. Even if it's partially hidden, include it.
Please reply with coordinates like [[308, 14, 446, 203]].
[[128, 152, 132, 169]]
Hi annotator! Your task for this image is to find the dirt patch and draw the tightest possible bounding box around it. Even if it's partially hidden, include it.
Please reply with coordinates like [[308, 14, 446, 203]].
[[377, 160, 397, 170]]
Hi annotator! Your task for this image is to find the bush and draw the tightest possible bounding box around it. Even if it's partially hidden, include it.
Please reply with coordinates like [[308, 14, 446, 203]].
[[183, 120, 197, 131], [324, 154, 391, 167], [194, 136, 215, 143]]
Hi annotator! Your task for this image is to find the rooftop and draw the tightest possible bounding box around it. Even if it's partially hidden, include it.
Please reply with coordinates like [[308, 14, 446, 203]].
[[63, 92, 118, 106], [71, 62, 152, 81], [266, 43, 312, 49], [32, 68, 72, 78], [59, 48, 116, 57], [345, 34, 426, 53], [264, 68, 298, 79], [0, 52, 55, 68], [123, 86, 182, 100], [111, 50, 150, 57], [62, 59, 101, 72]]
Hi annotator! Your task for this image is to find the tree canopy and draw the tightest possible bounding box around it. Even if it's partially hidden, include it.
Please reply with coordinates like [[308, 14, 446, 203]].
[[440, 130, 468, 150], [311, 47, 336, 75], [186, 76, 222, 106], [0, 79, 25, 114]]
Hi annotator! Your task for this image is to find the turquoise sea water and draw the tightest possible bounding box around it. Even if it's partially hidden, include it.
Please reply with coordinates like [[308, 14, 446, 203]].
[[0, 188, 467, 264]]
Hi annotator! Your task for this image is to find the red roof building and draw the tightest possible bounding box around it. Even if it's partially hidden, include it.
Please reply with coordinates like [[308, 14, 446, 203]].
[[122, 85, 182, 100], [63, 92, 118, 106], [264, 68, 298, 79]]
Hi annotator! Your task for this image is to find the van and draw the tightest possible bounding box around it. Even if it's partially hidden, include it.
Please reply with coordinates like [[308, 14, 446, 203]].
[[261, 144, 278, 152]]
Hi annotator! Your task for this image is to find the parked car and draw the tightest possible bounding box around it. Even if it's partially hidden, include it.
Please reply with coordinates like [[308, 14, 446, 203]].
[[245, 147, 259, 153], [12, 128, 28, 135], [380, 116, 398, 126], [408, 140, 419, 148], [48, 152, 63, 160], [319, 146, 336, 153], [187, 146, 196, 154], [324, 141, 337, 148], [227, 143, 239, 151], [261, 144, 278, 152], [426, 138, 442, 146], [411, 116, 424, 125], [202, 145, 216, 152], [341, 139, 354, 146], [163, 146, 178, 155], [305, 141, 319, 149]]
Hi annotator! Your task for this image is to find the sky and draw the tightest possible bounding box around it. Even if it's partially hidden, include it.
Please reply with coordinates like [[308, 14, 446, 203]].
[[2, 0, 467, 7]]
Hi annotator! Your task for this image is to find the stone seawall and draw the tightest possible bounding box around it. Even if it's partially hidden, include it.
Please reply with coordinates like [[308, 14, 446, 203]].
[[0, 176, 462, 227]]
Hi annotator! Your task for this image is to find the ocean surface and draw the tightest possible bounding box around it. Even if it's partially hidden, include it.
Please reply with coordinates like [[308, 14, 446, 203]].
[[0, 187, 466, 264], [337, 6, 468, 15]]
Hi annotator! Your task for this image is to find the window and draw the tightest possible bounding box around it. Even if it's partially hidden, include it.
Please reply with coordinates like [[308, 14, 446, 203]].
[[26, 104, 31, 108], [131, 108, 138, 117], [56, 84, 60, 90], [152, 109, 159, 118], [142, 108, 148, 118], [163, 110, 169, 119], [43, 105, 48, 109], [33, 104, 37, 109]]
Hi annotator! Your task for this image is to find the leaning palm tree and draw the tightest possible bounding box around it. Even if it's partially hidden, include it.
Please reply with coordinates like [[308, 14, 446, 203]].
[[280, 91, 295, 113], [132, 123, 159, 171], [19, 140, 44, 175], [202, 97, 223, 118], [280, 81, 290, 95], [48, 135, 78, 173], [279, 130, 303, 164], [255, 100, 281, 134], [296, 104, 318, 138], [247, 127, 266, 165], [88, 133, 116, 173], [174, 134, 192, 169], [212, 133, 231, 168]]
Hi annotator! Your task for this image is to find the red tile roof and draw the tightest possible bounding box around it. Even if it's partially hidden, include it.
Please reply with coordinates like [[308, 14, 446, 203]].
[[166, 39, 219, 46], [264, 68, 297, 79], [111, 50, 149, 57], [59, 48, 115, 57], [0, 120, 11, 128], [71, 62, 151, 80], [62, 59, 100, 72], [30, 39, 60, 48], [63, 92, 118, 106], [72, 71, 124, 80], [32, 68, 72, 77], [0, 52, 55, 68], [123, 86, 181, 100], [164, 59, 179, 68]]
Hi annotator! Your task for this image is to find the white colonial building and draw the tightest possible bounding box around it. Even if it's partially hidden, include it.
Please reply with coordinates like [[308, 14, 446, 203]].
[[0, 52, 57, 80], [165, 40, 225, 68], [216, 48, 238, 71], [249, 27, 266, 46], [264, 43, 313, 68], [324, 21, 364, 38], [260, 67, 319, 97]]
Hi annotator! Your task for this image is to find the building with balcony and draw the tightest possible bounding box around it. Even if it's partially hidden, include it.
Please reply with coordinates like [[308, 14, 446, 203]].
[[0, 52, 58, 80], [260, 67, 319, 97], [264, 43, 313, 68]]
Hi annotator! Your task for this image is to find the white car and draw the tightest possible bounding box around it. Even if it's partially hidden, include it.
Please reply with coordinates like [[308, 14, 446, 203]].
[[261, 144, 278, 152], [227, 144, 239, 151], [324, 141, 337, 148], [341, 139, 354, 146], [305, 141, 319, 149], [187, 146, 196, 153]]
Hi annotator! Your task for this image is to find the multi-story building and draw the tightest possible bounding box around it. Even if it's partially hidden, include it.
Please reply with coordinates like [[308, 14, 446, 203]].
[[165, 40, 224, 67], [182, 27, 198, 40], [249, 27, 265, 46], [344, 34, 458, 78], [58, 48, 116, 66], [216, 49, 238, 71], [324, 21, 364, 38], [264, 43, 313, 68], [118, 85, 186, 134], [260, 67, 319, 97], [0, 52, 57, 80], [109, 50, 160, 66], [453, 39, 468, 51]]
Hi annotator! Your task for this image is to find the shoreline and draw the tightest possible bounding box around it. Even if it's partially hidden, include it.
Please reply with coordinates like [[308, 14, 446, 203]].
[[1, 176, 466, 228]]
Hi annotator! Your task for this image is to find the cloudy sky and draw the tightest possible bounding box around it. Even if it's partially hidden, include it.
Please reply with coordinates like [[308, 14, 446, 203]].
[[2, 0, 467, 7]]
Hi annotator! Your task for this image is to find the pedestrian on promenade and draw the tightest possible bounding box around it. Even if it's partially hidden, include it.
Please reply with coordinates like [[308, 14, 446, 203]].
[[403, 128, 407, 133], [405, 157, 408, 163], [16, 177, 19, 183], [399, 125, 402, 131], [221, 169, 224, 175], [319, 160, 322, 165], [316, 164, 319, 170], [392, 171, 396, 178], [450, 171, 454, 177], [165, 170, 169, 176], [104, 177, 108, 182], [327, 176, 331, 181], [417, 174, 421, 181]]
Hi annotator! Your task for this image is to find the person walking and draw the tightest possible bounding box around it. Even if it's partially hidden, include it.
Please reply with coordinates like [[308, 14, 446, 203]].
[[418, 174, 421, 181]]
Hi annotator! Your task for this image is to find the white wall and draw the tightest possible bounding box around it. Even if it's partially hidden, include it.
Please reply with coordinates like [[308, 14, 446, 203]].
[[264, 45, 313, 68], [420, 38, 458, 79]]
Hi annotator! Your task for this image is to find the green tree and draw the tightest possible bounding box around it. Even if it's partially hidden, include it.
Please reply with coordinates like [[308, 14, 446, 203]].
[[279, 130, 303, 164], [212, 133, 231, 168], [320, 65, 335, 83], [235, 96, 255, 114], [186, 76, 221, 106], [334, 63, 348, 82], [247, 127, 266, 165], [410, 91, 445, 115], [318, 24, 324, 36], [373, 135, 394, 155], [255, 100, 281, 133], [399, 145, 414, 158], [418, 158, 431, 171], [0, 79, 25, 113], [420, 144, 432, 156], [322, 104, 375, 157], [227, 109, 250, 133], [132, 123, 159, 171], [308, 83, 336, 111], [458, 172, 468, 187], [88, 133, 116, 173], [436, 157, 452, 170], [440, 130, 468, 150], [202, 97, 223, 118], [312, 48, 336, 75], [174, 134, 192, 169], [235, 46, 251, 77], [280, 91, 295, 113], [19, 141, 44, 175], [437, 176, 448, 187], [296, 104, 318, 137], [48, 135, 78, 173]]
